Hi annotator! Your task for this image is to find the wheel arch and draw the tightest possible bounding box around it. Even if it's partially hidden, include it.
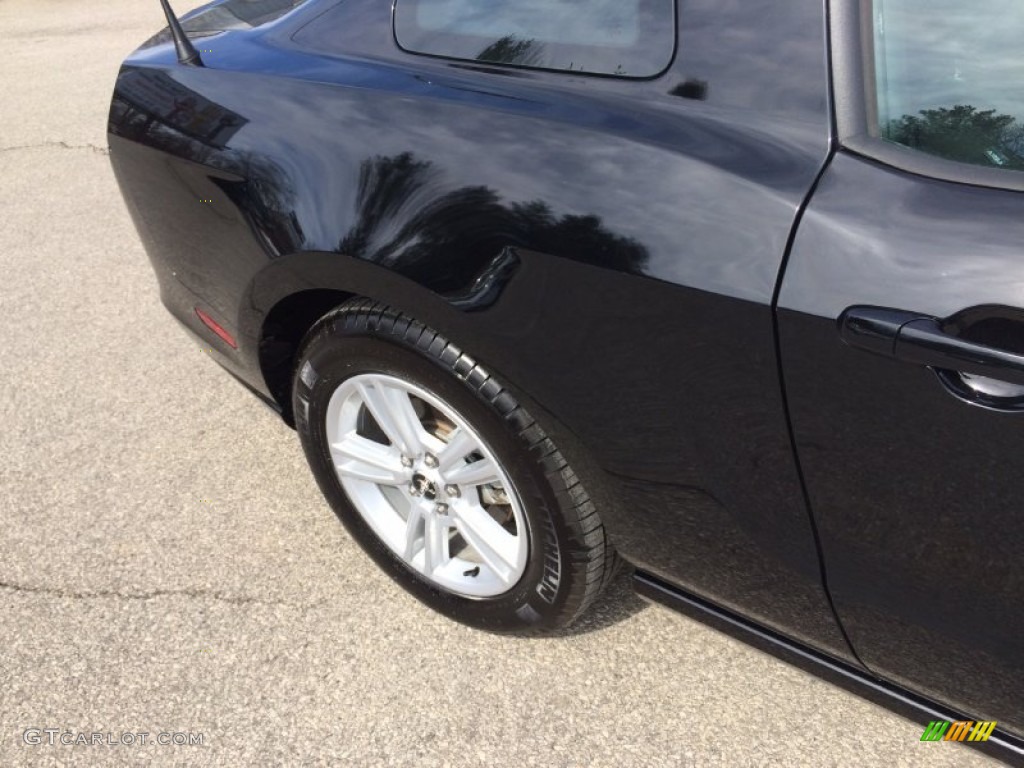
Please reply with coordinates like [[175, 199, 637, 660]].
[[247, 250, 629, 551], [248, 246, 523, 426]]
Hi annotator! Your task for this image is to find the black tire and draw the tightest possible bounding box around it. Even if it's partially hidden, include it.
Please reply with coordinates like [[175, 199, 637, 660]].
[[292, 299, 618, 635]]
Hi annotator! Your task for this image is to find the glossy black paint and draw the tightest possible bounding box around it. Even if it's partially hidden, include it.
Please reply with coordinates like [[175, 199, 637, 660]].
[[779, 151, 1024, 735], [107, 0, 1024, 746], [110, 0, 853, 664]]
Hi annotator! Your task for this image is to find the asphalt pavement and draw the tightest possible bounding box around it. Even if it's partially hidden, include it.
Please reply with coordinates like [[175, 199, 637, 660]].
[[0, 1, 1004, 766]]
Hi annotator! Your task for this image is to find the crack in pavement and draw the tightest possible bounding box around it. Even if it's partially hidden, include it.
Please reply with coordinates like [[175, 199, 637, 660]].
[[0, 579, 294, 608], [0, 141, 109, 155]]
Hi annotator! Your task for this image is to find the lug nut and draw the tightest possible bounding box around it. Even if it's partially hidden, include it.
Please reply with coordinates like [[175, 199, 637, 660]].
[[444, 484, 460, 498], [434, 503, 448, 515], [401, 456, 414, 468], [424, 454, 438, 468]]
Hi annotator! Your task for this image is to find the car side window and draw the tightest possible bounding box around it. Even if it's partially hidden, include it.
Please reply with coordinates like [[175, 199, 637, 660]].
[[872, 0, 1024, 171], [393, 0, 675, 78]]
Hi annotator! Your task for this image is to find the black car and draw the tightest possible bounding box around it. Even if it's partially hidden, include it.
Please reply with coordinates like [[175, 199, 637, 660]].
[[108, 0, 1024, 755]]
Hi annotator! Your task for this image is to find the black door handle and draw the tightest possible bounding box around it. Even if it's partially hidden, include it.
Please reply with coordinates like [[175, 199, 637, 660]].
[[839, 306, 1024, 386]]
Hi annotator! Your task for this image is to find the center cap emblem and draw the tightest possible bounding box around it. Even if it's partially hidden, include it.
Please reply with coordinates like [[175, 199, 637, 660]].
[[410, 473, 438, 500]]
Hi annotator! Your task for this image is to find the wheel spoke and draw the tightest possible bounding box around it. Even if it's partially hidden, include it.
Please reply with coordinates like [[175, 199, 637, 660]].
[[436, 428, 477, 473], [403, 505, 424, 561], [356, 381, 425, 456], [423, 513, 451, 574], [453, 502, 518, 582], [444, 456, 501, 487], [325, 372, 529, 597], [330, 433, 407, 485]]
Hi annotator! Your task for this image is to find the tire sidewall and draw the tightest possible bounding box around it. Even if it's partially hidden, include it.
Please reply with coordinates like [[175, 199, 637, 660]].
[[294, 327, 580, 634]]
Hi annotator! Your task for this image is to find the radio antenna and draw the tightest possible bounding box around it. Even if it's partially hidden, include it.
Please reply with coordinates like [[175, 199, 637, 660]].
[[158, 0, 203, 67]]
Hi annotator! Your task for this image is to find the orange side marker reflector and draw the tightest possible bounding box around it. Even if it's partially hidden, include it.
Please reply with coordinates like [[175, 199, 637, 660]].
[[195, 307, 237, 349]]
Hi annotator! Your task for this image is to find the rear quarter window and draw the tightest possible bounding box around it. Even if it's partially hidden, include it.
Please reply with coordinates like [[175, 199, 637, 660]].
[[393, 0, 676, 78]]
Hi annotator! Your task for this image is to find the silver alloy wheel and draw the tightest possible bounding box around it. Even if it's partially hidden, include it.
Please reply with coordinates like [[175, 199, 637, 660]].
[[324, 373, 529, 597]]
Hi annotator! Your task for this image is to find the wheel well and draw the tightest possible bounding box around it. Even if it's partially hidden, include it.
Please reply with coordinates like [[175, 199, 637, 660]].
[[259, 289, 356, 424]]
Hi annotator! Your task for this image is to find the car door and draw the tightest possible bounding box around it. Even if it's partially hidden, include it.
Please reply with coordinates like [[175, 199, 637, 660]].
[[778, 0, 1024, 735]]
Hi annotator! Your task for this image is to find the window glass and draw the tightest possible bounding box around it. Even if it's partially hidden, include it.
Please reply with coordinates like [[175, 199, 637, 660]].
[[873, 0, 1024, 170], [394, 0, 675, 78]]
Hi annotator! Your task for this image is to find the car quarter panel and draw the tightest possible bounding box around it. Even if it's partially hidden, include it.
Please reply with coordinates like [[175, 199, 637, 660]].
[[108, 0, 855, 660]]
